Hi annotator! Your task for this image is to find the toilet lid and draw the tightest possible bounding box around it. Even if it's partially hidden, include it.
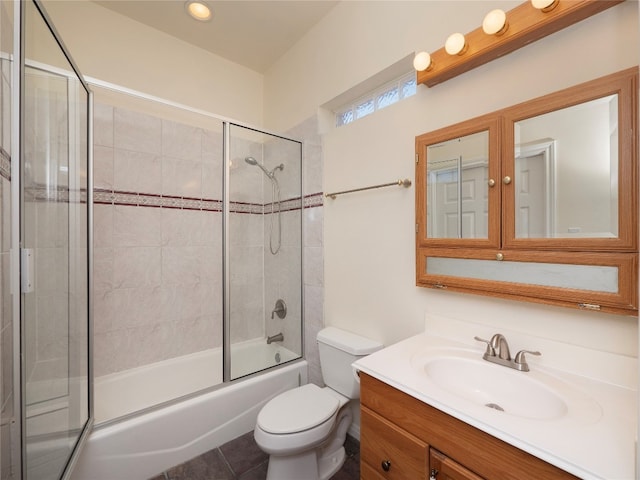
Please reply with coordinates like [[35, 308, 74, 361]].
[[258, 384, 340, 434]]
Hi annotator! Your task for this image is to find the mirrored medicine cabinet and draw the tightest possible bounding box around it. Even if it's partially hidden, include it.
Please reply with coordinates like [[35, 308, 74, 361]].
[[415, 67, 638, 315]]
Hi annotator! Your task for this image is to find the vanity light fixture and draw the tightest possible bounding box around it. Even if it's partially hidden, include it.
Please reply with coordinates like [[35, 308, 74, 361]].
[[185, 0, 212, 21], [444, 33, 467, 55], [531, 0, 559, 12], [413, 51, 433, 72], [415, 0, 623, 88], [482, 9, 508, 36]]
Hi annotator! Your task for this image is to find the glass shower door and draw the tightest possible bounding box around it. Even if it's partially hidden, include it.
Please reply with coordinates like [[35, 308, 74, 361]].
[[21, 1, 91, 478], [227, 124, 303, 380]]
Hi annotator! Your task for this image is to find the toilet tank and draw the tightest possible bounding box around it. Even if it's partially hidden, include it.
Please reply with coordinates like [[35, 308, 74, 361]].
[[317, 327, 383, 399]]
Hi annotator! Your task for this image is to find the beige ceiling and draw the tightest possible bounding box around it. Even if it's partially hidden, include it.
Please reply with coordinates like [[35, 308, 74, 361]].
[[94, 0, 339, 73]]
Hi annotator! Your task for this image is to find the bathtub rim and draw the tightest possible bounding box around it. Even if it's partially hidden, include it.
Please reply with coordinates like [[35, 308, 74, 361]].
[[93, 356, 306, 430]]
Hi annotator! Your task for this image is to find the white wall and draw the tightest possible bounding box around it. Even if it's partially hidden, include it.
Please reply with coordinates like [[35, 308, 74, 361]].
[[42, 0, 264, 126], [265, 1, 639, 357]]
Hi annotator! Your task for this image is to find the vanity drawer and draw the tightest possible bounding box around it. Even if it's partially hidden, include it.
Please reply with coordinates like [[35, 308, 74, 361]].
[[361, 406, 428, 479], [430, 448, 484, 480]]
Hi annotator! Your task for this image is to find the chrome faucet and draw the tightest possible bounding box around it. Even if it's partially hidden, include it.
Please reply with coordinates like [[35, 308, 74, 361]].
[[271, 299, 287, 319], [267, 332, 284, 344], [491, 333, 511, 360], [474, 334, 541, 372]]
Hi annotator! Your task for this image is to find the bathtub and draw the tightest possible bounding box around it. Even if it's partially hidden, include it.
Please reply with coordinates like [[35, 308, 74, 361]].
[[73, 341, 305, 480]]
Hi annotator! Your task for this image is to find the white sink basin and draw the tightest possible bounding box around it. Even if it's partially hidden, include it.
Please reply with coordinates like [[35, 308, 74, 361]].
[[423, 356, 566, 419], [412, 348, 602, 422]]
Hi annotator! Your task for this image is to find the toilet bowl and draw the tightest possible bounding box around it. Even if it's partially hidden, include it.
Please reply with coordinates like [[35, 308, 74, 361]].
[[254, 327, 383, 480]]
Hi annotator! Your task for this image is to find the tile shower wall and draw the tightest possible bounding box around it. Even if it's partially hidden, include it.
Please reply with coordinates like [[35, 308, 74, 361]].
[[286, 116, 324, 387], [92, 100, 324, 388], [261, 136, 303, 357], [92, 103, 224, 377], [227, 135, 267, 346]]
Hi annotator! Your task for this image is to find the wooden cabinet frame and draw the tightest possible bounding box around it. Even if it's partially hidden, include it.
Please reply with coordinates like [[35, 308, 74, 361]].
[[417, 249, 637, 314], [416, 114, 502, 250], [415, 68, 638, 314]]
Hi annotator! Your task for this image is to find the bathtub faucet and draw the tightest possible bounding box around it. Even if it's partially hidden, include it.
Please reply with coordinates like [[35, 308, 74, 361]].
[[267, 333, 284, 344], [271, 299, 287, 319]]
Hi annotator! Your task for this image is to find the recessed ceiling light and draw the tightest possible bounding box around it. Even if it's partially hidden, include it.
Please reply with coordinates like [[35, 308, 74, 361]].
[[185, 1, 212, 22]]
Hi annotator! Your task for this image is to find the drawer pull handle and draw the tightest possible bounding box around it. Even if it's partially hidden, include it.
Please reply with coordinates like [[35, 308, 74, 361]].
[[381, 460, 391, 472], [430, 468, 439, 480]]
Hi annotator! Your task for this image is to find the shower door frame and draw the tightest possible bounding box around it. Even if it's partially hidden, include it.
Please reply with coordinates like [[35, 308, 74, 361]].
[[13, 1, 94, 478], [223, 122, 305, 383]]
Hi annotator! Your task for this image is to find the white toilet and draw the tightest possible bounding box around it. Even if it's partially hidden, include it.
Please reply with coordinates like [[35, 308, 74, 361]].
[[254, 326, 383, 480]]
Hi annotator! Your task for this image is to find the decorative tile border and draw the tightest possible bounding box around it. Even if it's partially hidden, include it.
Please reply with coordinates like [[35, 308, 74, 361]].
[[0, 149, 324, 212], [0, 147, 10, 182], [94, 188, 323, 213], [304, 192, 324, 209], [95, 189, 224, 212], [24, 185, 88, 204]]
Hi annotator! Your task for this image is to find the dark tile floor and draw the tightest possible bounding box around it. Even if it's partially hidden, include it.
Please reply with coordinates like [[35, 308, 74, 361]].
[[149, 431, 360, 480]]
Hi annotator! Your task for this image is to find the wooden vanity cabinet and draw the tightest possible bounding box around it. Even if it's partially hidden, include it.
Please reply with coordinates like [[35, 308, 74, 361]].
[[359, 373, 579, 480]]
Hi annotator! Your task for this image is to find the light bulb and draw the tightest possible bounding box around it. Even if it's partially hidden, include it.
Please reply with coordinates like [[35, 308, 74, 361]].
[[531, 0, 558, 12], [185, 1, 212, 21], [413, 52, 433, 72], [445, 33, 467, 56], [482, 9, 508, 36]]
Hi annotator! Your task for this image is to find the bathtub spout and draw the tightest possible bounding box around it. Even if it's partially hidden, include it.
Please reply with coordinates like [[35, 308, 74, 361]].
[[267, 333, 284, 344]]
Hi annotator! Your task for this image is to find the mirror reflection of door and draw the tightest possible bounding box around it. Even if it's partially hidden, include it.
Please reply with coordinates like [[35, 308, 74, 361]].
[[514, 139, 555, 238], [427, 130, 489, 239], [429, 158, 488, 238], [514, 94, 618, 239]]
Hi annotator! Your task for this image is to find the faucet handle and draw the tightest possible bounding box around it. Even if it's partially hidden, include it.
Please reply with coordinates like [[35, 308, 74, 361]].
[[514, 350, 541, 371], [474, 336, 495, 357]]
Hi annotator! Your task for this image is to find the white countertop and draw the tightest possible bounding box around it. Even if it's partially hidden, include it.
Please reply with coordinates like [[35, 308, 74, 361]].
[[353, 333, 637, 480]]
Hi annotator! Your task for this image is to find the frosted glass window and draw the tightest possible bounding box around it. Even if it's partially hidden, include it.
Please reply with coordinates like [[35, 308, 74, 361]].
[[427, 257, 619, 293], [336, 109, 354, 127], [377, 86, 399, 109], [335, 72, 416, 128], [356, 98, 375, 119], [401, 77, 417, 98]]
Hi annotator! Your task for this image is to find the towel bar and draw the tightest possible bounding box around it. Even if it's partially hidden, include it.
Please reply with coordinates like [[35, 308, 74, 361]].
[[325, 178, 411, 200]]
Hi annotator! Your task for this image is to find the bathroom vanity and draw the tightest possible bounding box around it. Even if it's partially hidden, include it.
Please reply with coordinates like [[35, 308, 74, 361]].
[[353, 333, 636, 480], [360, 373, 575, 479]]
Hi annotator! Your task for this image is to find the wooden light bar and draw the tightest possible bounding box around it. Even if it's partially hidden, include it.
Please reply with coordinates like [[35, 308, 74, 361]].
[[417, 0, 624, 88]]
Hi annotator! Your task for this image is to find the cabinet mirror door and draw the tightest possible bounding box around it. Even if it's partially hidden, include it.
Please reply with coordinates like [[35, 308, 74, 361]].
[[416, 115, 501, 248], [503, 70, 637, 251]]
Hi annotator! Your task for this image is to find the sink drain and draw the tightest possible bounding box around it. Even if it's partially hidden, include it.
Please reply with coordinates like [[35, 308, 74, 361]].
[[485, 403, 504, 412]]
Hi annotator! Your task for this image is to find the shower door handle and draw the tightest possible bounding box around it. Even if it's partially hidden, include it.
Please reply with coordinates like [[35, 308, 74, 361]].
[[21, 248, 35, 293]]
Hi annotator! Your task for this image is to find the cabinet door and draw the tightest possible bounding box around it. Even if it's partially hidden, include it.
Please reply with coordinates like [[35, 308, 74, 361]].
[[430, 449, 484, 480], [416, 114, 501, 250], [502, 68, 637, 252], [361, 406, 428, 479]]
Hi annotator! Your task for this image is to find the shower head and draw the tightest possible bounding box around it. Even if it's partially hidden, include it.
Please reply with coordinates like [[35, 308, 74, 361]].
[[245, 156, 276, 178]]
